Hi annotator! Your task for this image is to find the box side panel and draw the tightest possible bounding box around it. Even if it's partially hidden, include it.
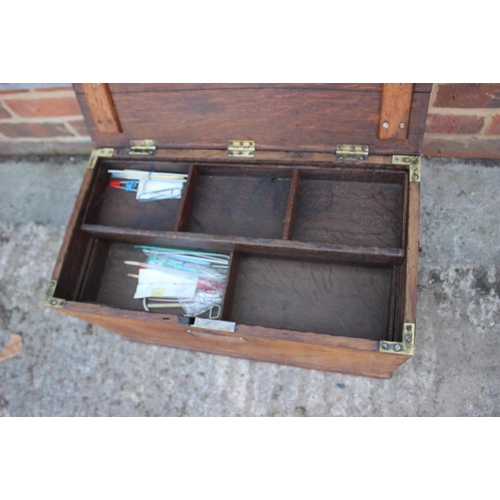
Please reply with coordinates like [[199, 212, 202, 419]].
[[58, 306, 410, 379]]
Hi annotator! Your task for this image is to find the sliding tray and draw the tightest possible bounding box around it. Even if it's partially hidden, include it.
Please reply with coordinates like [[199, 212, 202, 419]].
[[45, 83, 430, 378]]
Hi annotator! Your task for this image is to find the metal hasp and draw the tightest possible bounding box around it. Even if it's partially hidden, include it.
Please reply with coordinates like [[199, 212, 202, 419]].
[[193, 318, 236, 332], [44, 280, 65, 309], [129, 140, 157, 156], [336, 144, 369, 162], [87, 148, 114, 169], [392, 155, 421, 182], [379, 323, 415, 355], [228, 140, 255, 158]]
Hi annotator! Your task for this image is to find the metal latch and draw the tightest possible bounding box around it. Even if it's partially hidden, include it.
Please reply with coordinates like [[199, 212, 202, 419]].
[[193, 318, 236, 332], [87, 148, 114, 169], [129, 140, 157, 156], [379, 323, 415, 355], [336, 144, 369, 161], [228, 140, 255, 158], [392, 155, 421, 182], [43, 280, 65, 309]]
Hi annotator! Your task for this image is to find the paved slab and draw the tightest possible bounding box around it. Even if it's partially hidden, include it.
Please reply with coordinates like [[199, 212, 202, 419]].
[[0, 156, 499, 416]]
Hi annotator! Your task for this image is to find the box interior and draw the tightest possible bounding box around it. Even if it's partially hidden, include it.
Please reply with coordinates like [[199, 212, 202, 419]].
[[55, 157, 409, 343]]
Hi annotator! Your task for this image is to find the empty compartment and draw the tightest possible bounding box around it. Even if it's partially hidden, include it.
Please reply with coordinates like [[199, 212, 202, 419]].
[[292, 169, 406, 248], [84, 160, 191, 231], [187, 167, 291, 239], [229, 255, 394, 341]]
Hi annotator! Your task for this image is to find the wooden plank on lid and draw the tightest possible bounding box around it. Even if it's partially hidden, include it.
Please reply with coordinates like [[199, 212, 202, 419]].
[[378, 84, 414, 140], [81, 83, 122, 134]]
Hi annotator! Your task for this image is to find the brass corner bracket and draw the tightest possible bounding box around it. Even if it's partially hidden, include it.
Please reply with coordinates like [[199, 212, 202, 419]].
[[87, 148, 114, 169], [44, 280, 65, 309], [379, 322, 415, 355], [392, 155, 421, 183]]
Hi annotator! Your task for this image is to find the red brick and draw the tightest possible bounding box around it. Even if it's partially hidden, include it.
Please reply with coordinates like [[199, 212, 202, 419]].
[[68, 119, 90, 137], [426, 114, 484, 134], [434, 84, 500, 108], [0, 89, 30, 95], [422, 137, 500, 158], [34, 86, 72, 92], [6, 97, 82, 118], [0, 103, 12, 119], [0, 122, 73, 138], [487, 115, 500, 135]]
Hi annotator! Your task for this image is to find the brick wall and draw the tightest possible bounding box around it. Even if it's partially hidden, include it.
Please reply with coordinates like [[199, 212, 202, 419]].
[[0, 86, 91, 155], [1, 84, 500, 158], [422, 84, 500, 158]]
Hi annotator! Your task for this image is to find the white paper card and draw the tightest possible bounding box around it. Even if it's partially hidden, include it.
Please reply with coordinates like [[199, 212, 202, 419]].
[[133, 268, 198, 299], [136, 179, 184, 201]]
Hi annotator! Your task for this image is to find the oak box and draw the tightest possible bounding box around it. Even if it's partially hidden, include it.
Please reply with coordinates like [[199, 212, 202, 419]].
[[45, 83, 431, 378]]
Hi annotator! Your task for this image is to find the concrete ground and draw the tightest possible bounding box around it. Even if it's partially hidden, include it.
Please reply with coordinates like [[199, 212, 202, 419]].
[[0, 156, 499, 416]]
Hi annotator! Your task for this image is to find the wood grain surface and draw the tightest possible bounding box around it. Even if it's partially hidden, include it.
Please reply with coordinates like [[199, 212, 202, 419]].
[[293, 175, 405, 248], [229, 255, 393, 341], [378, 84, 414, 140], [74, 86, 431, 155], [81, 83, 121, 134], [60, 303, 410, 378], [80, 225, 406, 265], [404, 183, 420, 323]]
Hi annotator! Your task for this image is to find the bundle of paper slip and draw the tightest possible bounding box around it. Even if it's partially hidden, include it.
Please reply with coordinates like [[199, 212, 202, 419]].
[[125, 246, 229, 318], [108, 169, 187, 202]]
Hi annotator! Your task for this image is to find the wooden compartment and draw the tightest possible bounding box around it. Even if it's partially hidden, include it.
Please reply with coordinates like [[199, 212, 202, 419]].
[[45, 83, 431, 378], [83, 160, 191, 231], [291, 169, 406, 248], [187, 167, 291, 239], [228, 254, 396, 341]]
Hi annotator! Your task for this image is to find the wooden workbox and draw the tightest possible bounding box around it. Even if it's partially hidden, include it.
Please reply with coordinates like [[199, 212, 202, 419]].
[[45, 83, 431, 378]]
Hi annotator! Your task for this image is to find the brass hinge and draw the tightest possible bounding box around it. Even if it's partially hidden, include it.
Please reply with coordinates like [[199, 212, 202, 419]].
[[43, 280, 65, 309], [392, 155, 421, 182], [129, 140, 157, 156], [379, 322, 415, 355], [87, 148, 114, 169], [228, 140, 255, 158], [336, 144, 369, 162]]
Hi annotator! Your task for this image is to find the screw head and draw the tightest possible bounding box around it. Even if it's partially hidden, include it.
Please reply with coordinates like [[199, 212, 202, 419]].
[[399, 122, 406, 129], [50, 299, 57, 306], [381, 343, 389, 350], [394, 344, 402, 352], [413, 174, 419, 181], [394, 157, 399, 162], [382, 121, 390, 129], [405, 334, 413, 343], [338, 155, 344, 160]]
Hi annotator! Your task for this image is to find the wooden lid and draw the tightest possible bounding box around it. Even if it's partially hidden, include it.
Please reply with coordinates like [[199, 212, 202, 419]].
[[74, 83, 431, 156]]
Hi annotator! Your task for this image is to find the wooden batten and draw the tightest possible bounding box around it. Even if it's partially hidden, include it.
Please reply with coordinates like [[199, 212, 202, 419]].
[[378, 84, 415, 140], [81, 84, 122, 134]]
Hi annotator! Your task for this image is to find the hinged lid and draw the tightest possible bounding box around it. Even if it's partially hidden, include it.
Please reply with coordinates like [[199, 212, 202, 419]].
[[75, 83, 432, 156]]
